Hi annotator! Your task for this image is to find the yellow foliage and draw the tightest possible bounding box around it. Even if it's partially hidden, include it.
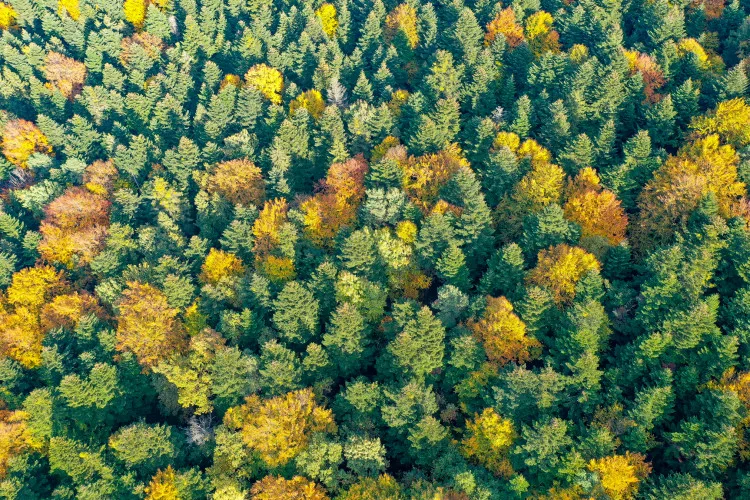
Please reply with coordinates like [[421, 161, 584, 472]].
[[58, 0, 80, 20], [145, 466, 180, 500], [636, 134, 745, 248], [123, 0, 147, 28], [0, 2, 16, 30], [115, 282, 185, 370], [396, 220, 417, 244], [245, 64, 284, 104], [588, 453, 651, 500], [512, 161, 565, 212], [525, 11, 560, 55], [402, 144, 470, 210], [564, 167, 628, 246], [7, 265, 64, 310], [201, 248, 245, 285], [468, 296, 541, 366], [253, 198, 289, 257], [0, 411, 32, 478], [569, 44, 589, 62], [527, 244, 600, 304], [371, 135, 401, 163], [220, 74, 241, 89], [386, 90, 410, 118], [493, 131, 521, 151], [691, 98, 750, 148], [40, 292, 103, 331], [290, 90, 326, 119], [678, 38, 710, 68], [385, 4, 419, 49], [224, 388, 336, 467], [340, 475, 403, 500], [2, 119, 53, 168], [0, 307, 44, 368], [460, 408, 515, 477], [250, 475, 329, 500], [260, 255, 296, 283], [315, 3, 338, 38], [518, 139, 553, 165], [206, 159, 265, 206], [485, 7, 524, 48]]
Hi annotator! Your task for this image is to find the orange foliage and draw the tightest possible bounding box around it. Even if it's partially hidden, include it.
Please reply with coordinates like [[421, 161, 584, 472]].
[[625, 51, 666, 103], [402, 144, 469, 210], [39, 187, 110, 268], [526, 244, 600, 304], [120, 32, 164, 65], [44, 52, 86, 99], [460, 408, 515, 477], [563, 167, 628, 246], [636, 134, 745, 247], [115, 282, 185, 370], [301, 156, 368, 246], [1, 119, 53, 168], [205, 159, 265, 206], [525, 11, 560, 55], [485, 8, 525, 48], [468, 297, 541, 366], [224, 388, 336, 467], [250, 476, 329, 500], [252, 198, 289, 257]]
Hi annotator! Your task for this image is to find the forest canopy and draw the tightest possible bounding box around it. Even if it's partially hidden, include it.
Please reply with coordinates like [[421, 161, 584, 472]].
[[0, 0, 748, 498]]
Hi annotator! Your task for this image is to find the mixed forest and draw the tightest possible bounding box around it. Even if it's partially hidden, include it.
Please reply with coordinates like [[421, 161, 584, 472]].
[[0, 0, 749, 497]]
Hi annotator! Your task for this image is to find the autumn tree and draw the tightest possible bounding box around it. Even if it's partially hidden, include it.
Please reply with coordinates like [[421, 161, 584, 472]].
[[1, 120, 53, 168], [526, 244, 600, 304], [200, 248, 245, 285], [468, 296, 541, 366], [0, 2, 16, 29], [315, 4, 338, 38], [224, 388, 336, 467], [115, 282, 186, 370], [250, 475, 329, 500], [588, 453, 651, 500], [44, 52, 87, 99], [205, 159, 265, 206], [485, 8, 524, 48], [245, 64, 284, 104], [290, 90, 326, 120], [460, 407, 515, 477], [385, 4, 418, 49]]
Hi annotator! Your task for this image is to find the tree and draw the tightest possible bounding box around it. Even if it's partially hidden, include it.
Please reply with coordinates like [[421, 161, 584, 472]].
[[691, 98, 750, 148], [245, 64, 284, 104], [44, 52, 86, 100], [115, 282, 186, 370], [588, 453, 651, 500], [316, 4, 338, 38], [2, 120, 53, 168], [290, 90, 326, 120], [485, 8, 524, 48], [460, 408, 515, 477], [205, 160, 265, 206], [384, 4, 418, 49], [0, 2, 16, 29], [272, 281, 320, 344], [526, 244, 600, 304], [123, 0, 147, 28], [323, 303, 371, 378], [383, 306, 445, 380], [224, 388, 336, 467], [468, 297, 541, 366], [250, 475, 329, 500]]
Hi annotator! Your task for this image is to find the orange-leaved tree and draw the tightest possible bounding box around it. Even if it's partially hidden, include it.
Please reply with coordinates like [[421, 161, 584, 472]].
[[250, 475, 329, 500], [205, 159, 265, 206], [468, 296, 542, 366], [44, 52, 87, 99]]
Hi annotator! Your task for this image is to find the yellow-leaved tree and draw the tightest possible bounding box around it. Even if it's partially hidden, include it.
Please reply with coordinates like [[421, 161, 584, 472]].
[[691, 98, 750, 148], [460, 407, 515, 477], [468, 296, 541, 366], [485, 7, 524, 48], [205, 159, 265, 206], [0, 2, 16, 30], [526, 244, 600, 304], [250, 475, 329, 500], [200, 248, 245, 285], [58, 0, 80, 20], [144, 466, 180, 500], [224, 388, 336, 467], [385, 3, 419, 49], [115, 282, 186, 370], [2, 119, 53, 168], [588, 452, 651, 500], [315, 3, 338, 38], [0, 410, 33, 478], [123, 0, 147, 28], [245, 64, 284, 104], [524, 11, 560, 55], [290, 90, 326, 119]]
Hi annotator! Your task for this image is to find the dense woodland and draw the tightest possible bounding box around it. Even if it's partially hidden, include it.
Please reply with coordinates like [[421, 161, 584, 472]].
[[0, 0, 748, 497]]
